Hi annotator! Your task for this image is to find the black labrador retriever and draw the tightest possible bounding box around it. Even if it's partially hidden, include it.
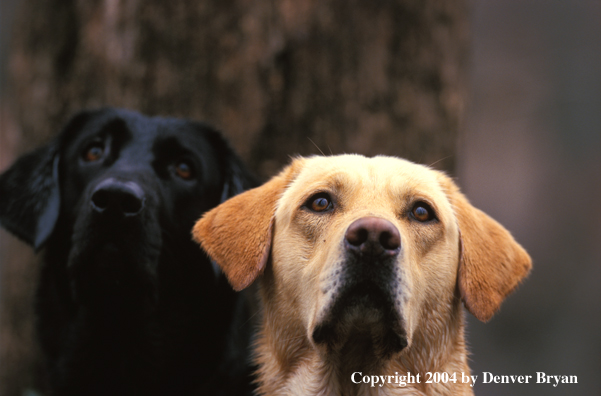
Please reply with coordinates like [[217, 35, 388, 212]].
[[0, 108, 257, 396]]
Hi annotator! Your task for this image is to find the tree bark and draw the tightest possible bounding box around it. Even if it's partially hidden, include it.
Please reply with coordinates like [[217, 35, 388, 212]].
[[1, 0, 469, 394]]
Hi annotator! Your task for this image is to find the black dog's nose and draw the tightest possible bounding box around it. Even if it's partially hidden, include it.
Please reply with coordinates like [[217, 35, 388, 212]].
[[345, 217, 401, 256], [90, 179, 145, 216]]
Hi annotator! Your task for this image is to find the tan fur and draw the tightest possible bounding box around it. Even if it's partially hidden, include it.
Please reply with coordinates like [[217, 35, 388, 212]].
[[193, 155, 531, 395], [437, 176, 532, 322], [192, 160, 304, 291]]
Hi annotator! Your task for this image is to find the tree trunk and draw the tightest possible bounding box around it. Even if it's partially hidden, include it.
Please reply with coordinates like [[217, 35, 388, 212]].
[[0, 0, 469, 394]]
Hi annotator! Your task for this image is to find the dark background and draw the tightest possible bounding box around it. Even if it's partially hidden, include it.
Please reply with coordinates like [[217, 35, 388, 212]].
[[1, 1, 599, 395], [460, 1, 600, 395]]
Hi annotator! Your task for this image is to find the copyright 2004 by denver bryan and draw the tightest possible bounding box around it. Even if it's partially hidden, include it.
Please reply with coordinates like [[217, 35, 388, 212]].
[[351, 371, 578, 388]]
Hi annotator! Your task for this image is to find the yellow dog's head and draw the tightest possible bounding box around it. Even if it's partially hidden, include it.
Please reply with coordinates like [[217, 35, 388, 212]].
[[193, 155, 531, 374]]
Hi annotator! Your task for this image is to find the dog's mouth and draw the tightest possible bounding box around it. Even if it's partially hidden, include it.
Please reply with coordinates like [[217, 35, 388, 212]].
[[312, 280, 407, 364], [66, 198, 163, 311]]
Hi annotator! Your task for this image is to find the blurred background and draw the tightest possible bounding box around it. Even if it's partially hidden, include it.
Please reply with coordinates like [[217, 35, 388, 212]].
[[460, 1, 600, 395], [0, 0, 599, 395]]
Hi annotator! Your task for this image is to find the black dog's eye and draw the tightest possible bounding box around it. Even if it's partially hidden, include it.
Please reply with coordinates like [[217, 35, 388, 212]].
[[82, 141, 105, 162], [173, 161, 194, 180], [411, 202, 436, 222], [304, 193, 333, 213]]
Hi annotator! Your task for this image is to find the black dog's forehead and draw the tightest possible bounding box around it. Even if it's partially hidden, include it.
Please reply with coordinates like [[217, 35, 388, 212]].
[[61, 108, 222, 175], [62, 109, 208, 148], [153, 118, 221, 160]]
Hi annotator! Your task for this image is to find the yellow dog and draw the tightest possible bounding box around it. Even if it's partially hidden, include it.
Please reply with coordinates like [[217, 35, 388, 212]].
[[193, 155, 531, 396]]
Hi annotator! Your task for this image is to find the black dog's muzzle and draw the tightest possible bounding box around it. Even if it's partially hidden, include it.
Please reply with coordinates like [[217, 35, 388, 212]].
[[90, 178, 146, 217]]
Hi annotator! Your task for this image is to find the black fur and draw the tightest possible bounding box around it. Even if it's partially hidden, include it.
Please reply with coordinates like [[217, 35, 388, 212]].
[[0, 108, 257, 396]]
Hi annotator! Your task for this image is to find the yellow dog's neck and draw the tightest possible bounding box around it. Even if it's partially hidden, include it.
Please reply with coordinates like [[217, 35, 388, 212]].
[[253, 299, 474, 396]]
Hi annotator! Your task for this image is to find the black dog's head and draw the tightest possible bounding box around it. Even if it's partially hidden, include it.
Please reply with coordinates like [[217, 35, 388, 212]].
[[0, 107, 255, 310], [0, 108, 258, 394]]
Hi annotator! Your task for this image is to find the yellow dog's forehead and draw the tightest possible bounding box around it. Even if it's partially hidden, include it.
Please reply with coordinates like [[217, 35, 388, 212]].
[[279, 154, 449, 213]]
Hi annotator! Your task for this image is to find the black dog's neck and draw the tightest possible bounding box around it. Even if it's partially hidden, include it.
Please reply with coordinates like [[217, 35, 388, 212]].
[[39, 226, 244, 395]]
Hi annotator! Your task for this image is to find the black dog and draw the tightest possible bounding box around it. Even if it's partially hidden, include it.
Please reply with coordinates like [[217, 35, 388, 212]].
[[0, 108, 257, 396]]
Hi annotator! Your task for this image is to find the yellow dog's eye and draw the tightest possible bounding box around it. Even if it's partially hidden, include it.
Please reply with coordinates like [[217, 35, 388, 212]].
[[305, 193, 333, 213], [411, 202, 436, 222], [82, 142, 105, 162], [312, 197, 329, 212]]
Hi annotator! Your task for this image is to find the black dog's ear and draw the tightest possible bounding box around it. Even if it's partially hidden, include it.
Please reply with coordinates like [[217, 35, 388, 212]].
[[196, 123, 258, 277], [220, 152, 259, 202], [0, 111, 93, 250], [0, 143, 60, 250], [212, 157, 257, 276], [197, 123, 259, 202]]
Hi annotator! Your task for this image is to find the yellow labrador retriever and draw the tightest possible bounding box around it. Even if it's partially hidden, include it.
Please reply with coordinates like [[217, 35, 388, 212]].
[[193, 155, 531, 396]]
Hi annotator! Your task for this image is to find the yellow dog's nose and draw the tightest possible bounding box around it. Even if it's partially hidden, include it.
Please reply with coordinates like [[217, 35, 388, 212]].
[[344, 216, 401, 257]]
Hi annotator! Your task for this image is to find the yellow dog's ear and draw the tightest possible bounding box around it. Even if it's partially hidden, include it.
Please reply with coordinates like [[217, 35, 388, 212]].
[[439, 174, 532, 322], [193, 160, 304, 291]]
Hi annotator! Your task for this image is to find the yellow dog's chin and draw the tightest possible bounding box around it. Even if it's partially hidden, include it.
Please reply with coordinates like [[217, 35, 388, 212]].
[[312, 280, 408, 354]]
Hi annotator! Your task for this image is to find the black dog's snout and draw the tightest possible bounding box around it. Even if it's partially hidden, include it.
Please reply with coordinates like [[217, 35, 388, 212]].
[[90, 179, 145, 216], [345, 217, 400, 256]]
